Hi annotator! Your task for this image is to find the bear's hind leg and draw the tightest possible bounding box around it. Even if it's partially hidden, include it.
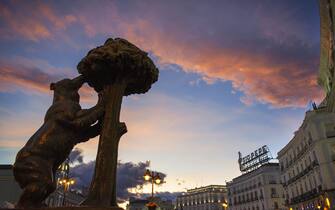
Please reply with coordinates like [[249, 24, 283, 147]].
[[16, 180, 55, 208], [14, 156, 56, 208]]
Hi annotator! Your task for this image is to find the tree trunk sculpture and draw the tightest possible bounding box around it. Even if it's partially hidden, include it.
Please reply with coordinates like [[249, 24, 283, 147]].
[[77, 38, 159, 207]]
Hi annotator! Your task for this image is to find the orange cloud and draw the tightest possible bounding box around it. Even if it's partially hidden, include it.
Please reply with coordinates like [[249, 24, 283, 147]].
[[0, 59, 55, 93], [109, 19, 324, 107], [69, 2, 323, 108], [0, 5, 50, 41], [0, 1, 324, 107], [0, 2, 76, 41]]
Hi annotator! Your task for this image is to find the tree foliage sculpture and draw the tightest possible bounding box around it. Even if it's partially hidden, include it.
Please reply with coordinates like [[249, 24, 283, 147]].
[[78, 38, 159, 207]]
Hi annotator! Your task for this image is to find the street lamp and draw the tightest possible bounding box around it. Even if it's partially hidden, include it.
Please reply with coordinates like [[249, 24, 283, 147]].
[[222, 201, 228, 210], [58, 177, 75, 206], [143, 169, 162, 199], [325, 197, 331, 208]]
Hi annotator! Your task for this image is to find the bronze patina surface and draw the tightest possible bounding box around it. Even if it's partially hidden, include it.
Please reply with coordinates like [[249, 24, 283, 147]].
[[13, 76, 104, 208], [78, 38, 159, 207], [12, 37, 159, 209]]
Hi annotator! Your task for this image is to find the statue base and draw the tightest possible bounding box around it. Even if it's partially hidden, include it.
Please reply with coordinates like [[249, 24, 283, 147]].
[[1, 207, 123, 210]]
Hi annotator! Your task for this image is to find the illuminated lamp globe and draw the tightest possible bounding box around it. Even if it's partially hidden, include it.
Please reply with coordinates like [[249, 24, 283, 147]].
[[144, 169, 151, 181], [154, 174, 161, 184]]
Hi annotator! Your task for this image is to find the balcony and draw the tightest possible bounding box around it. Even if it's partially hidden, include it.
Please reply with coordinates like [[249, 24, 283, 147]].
[[284, 160, 319, 186], [271, 194, 280, 198], [326, 129, 335, 138], [289, 188, 319, 205], [283, 145, 309, 171], [232, 196, 259, 206], [285, 199, 289, 205]]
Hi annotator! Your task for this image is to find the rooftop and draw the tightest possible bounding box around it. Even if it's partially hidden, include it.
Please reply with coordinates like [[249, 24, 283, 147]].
[[0, 164, 13, 170], [227, 162, 279, 186]]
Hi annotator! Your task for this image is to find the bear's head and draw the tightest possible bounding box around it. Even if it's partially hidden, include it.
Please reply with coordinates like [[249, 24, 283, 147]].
[[50, 75, 85, 103]]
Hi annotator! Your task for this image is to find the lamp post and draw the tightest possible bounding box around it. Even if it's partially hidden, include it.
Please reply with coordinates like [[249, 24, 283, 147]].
[[143, 169, 162, 199], [58, 178, 75, 206]]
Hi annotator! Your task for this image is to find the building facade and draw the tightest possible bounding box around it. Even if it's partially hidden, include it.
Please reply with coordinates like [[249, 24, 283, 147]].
[[277, 108, 335, 210], [227, 163, 285, 210], [176, 185, 227, 210], [0, 164, 21, 207], [45, 158, 85, 207], [45, 189, 85, 207], [0, 163, 84, 207]]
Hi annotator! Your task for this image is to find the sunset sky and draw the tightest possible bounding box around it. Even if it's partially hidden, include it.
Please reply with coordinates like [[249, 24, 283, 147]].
[[0, 0, 324, 193]]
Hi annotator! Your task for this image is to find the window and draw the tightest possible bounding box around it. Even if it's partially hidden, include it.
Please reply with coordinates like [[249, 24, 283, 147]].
[[325, 123, 335, 137], [331, 144, 335, 162], [312, 151, 318, 163], [308, 132, 313, 144], [304, 180, 308, 192], [274, 202, 279, 209], [271, 188, 277, 198]]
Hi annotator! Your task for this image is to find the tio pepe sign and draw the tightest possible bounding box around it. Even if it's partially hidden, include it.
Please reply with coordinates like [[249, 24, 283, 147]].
[[238, 145, 271, 172]]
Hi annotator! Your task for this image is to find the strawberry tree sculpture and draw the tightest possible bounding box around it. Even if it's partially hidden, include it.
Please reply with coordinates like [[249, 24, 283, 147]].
[[77, 38, 159, 207]]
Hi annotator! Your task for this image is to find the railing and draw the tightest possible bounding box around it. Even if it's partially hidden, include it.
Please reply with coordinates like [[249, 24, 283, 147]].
[[271, 194, 280, 198], [233, 195, 261, 206], [232, 185, 262, 195], [283, 144, 310, 170], [282, 160, 319, 187], [289, 188, 319, 205]]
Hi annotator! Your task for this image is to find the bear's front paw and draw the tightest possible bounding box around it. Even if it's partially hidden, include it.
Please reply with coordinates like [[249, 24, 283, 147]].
[[118, 122, 127, 136]]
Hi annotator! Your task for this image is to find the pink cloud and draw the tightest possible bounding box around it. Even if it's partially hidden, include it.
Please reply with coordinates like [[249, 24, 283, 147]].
[[67, 2, 323, 108], [0, 2, 76, 42], [0, 57, 96, 103], [113, 20, 323, 107], [0, 5, 50, 41], [0, 1, 324, 107]]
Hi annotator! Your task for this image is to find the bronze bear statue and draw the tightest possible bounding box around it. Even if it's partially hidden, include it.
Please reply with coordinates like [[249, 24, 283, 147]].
[[13, 75, 104, 208]]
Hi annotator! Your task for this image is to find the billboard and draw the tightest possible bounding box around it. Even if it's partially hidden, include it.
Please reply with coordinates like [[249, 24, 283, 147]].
[[238, 145, 272, 173]]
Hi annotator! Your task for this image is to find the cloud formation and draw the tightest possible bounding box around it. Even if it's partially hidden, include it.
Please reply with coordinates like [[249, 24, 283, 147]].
[[0, 58, 61, 93], [0, 1, 76, 42], [0, 57, 97, 102], [69, 148, 84, 164], [69, 154, 167, 203], [0, 0, 324, 108]]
